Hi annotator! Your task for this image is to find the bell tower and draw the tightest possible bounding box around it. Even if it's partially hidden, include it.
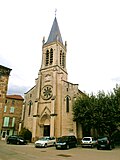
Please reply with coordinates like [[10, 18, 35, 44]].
[[35, 16, 68, 137], [40, 17, 68, 81]]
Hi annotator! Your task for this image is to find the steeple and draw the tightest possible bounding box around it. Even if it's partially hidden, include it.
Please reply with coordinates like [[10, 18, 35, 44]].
[[45, 17, 63, 45], [41, 16, 67, 76]]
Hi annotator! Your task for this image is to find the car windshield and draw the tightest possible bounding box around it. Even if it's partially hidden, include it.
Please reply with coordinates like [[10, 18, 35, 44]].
[[83, 138, 91, 141], [9, 136, 17, 138], [98, 137, 108, 141], [39, 137, 49, 141], [57, 136, 69, 142]]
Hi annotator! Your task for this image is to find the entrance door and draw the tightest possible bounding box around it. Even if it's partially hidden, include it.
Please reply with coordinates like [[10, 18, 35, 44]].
[[44, 125, 50, 136], [1, 131, 6, 140]]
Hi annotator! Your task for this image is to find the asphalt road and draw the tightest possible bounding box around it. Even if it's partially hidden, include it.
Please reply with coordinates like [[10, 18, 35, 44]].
[[0, 140, 120, 160]]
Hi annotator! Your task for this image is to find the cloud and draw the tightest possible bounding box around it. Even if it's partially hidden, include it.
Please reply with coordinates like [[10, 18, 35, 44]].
[[7, 84, 30, 97]]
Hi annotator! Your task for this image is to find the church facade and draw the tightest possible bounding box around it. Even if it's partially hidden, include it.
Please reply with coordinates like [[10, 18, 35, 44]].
[[23, 17, 84, 141]]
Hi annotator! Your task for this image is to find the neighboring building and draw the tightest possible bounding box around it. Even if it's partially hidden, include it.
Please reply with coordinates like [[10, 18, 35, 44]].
[[0, 65, 12, 139], [23, 16, 84, 141], [1, 95, 24, 140], [0, 65, 24, 140]]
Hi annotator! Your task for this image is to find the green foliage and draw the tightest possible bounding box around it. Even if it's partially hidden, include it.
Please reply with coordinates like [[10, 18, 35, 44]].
[[73, 85, 120, 137], [112, 129, 120, 145], [19, 128, 32, 142]]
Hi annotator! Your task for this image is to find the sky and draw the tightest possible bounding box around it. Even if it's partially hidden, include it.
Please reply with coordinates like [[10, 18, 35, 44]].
[[0, 0, 120, 96]]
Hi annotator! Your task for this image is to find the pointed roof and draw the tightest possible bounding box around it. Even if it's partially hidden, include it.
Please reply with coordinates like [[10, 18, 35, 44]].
[[46, 17, 63, 44]]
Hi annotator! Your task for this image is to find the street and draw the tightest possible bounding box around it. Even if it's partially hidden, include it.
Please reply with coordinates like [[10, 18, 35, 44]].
[[0, 140, 120, 160]]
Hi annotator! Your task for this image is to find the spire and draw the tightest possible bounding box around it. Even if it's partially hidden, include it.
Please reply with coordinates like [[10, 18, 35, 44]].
[[45, 17, 63, 45]]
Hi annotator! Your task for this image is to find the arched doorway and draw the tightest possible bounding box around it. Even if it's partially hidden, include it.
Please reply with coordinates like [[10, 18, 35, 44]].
[[43, 119, 50, 136], [44, 125, 50, 136], [40, 114, 50, 137]]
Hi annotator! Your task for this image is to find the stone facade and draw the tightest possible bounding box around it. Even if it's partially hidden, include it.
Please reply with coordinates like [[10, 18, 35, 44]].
[[23, 17, 84, 141], [0, 65, 24, 140], [0, 65, 11, 138]]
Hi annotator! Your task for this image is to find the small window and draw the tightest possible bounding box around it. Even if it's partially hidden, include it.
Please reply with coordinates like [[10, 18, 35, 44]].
[[10, 107, 15, 113], [50, 48, 53, 65], [28, 101, 32, 116], [45, 50, 49, 66], [66, 97, 69, 112], [4, 106, 7, 112]]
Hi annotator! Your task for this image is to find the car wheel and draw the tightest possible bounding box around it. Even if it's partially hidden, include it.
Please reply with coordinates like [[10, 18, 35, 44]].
[[66, 144, 70, 149], [44, 143, 47, 148], [91, 144, 93, 148], [109, 145, 112, 150], [17, 141, 20, 145], [97, 147, 100, 150]]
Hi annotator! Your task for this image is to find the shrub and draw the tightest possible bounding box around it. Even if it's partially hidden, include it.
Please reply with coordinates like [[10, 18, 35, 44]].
[[19, 128, 32, 142]]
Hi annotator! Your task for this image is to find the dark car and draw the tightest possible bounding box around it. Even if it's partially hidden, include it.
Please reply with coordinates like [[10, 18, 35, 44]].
[[97, 136, 115, 150], [55, 135, 77, 149], [6, 135, 27, 145]]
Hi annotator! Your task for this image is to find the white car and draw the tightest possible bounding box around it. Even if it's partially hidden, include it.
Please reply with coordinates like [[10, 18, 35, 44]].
[[81, 137, 97, 148], [35, 136, 56, 148]]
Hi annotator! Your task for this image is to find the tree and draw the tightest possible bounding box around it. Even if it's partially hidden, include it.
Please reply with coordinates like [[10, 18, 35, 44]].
[[94, 91, 119, 136], [73, 85, 120, 137], [73, 94, 95, 136]]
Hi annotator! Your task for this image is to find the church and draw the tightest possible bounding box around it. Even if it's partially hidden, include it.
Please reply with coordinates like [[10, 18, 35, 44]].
[[23, 16, 84, 141]]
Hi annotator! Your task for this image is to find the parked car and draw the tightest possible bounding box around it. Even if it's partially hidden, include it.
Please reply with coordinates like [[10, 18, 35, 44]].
[[97, 136, 115, 150], [6, 135, 27, 145], [55, 135, 77, 150], [81, 137, 97, 148], [35, 136, 56, 148]]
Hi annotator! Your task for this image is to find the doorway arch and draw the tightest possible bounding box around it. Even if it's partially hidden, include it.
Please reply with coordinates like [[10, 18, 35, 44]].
[[40, 114, 50, 136]]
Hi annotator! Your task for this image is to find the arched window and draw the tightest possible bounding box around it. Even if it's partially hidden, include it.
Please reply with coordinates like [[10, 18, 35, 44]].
[[60, 50, 65, 68], [60, 50, 62, 65], [62, 52, 65, 67], [50, 48, 53, 65], [66, 96, 69, 112], [28, 101, 32, 116], [45, 50, 49, 66]]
